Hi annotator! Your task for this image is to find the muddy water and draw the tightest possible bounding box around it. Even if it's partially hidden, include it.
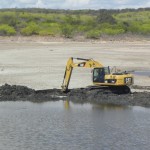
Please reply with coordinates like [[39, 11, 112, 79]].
[[0, 101, 150, 150]]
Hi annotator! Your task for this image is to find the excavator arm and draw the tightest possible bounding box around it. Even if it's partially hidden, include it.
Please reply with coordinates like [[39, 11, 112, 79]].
[[61, 57, 103, 92]]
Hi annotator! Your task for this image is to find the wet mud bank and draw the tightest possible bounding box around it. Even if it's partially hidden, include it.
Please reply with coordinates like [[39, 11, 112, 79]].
[[0, 84, 150, 107], [68, 88, 150, 107], [0, 84, 65, 102]]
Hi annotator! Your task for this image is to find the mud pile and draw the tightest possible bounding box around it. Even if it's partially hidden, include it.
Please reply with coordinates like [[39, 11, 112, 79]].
[[0, 84, 150, 107], [0, 84, 35, 101], [0, 84, 66, 102]]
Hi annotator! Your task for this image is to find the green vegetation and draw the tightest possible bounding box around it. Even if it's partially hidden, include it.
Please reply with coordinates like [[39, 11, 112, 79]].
[[0, 24, 16, 35], [0, 8, 150, 38]]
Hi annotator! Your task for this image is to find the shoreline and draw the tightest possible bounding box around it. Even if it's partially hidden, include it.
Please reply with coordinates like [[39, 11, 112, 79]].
[[0, 35, 150, 43], [0, 84, 150, 107]]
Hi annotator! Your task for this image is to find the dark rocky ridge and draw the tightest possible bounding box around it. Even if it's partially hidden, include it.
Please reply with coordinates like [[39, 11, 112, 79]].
[[0, 84, 150, 107]]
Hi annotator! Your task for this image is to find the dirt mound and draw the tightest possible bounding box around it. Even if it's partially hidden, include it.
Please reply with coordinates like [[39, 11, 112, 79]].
[[0, 84, 65, 102], [0, 84, 35, 101], [0, 84, 150, 107]]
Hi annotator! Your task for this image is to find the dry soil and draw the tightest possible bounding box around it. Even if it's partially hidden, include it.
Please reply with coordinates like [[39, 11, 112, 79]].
[[0, 37, 150, 90]]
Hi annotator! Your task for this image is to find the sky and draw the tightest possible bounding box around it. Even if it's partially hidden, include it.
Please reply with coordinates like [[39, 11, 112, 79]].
[[0, 0, 150, 9]]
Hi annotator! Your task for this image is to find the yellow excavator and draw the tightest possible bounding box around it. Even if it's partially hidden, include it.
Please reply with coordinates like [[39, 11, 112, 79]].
[[61, 57, 134, 93]]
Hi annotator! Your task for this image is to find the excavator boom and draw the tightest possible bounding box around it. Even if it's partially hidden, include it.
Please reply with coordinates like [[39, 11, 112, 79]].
[[61, 57, 103, 92]]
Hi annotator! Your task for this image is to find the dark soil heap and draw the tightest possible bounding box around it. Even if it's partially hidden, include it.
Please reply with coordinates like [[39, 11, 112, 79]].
[[0, 84, 150, 107], [68, 88, 150, 107], [0, 84, 65, 102], [0, 84, 35, 101]]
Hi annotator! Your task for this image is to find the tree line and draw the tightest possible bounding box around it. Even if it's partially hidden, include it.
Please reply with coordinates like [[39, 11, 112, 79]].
[[0, 8, 150, 38]]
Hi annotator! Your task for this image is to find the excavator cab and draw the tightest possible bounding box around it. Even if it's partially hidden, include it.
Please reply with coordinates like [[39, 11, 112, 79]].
[[93, 67, 110, 83]]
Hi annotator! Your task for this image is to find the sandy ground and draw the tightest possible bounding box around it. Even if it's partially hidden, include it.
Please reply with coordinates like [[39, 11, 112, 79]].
[[0, 38, 150, 90]]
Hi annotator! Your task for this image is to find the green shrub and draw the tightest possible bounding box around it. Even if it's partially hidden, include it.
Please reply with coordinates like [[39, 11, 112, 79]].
[[16, 21, 27, 31], [124, 21, 138, 33], [77, 25, 93, 32], [61, 24, 74, 38], [21, 22, 39, 35], [38, 30, 55, 36], [86, 30, 101, 39], [38, 23, 61, 36], [95, 23, 125, 35], [0, 24, 16, 35], [96, 12, 116, 24], [0, 12, 18, 27], [137, 24, 150, 34], [64, 15, 78, 25], [101, 28, 125, 35]]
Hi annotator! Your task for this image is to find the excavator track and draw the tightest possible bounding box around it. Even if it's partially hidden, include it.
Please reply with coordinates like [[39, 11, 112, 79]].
[[86, 85, 131, 94]]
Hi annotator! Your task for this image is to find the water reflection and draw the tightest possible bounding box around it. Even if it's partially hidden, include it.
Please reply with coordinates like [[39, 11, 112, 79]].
[[63, 100, 70, 110], [92, 103, 129, 111], [63, 100, 129, 111]]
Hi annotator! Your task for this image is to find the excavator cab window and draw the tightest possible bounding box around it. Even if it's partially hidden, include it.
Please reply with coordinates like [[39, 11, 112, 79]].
[[93, 67, 110, 83]]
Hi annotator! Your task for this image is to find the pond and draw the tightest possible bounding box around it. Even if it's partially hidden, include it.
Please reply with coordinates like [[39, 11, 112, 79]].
[[0, 101, 150, 150]]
